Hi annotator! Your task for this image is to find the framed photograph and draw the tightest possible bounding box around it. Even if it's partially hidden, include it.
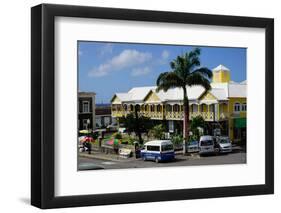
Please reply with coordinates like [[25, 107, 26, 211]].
[[31, 4, 274, 209]]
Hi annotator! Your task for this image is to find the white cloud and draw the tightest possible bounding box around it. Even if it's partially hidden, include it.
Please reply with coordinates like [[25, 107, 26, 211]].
[[100, 43, 113, 56], [131, 67, 151, 77], [161, 50, 170, 60], [89, 49, 152, 77]]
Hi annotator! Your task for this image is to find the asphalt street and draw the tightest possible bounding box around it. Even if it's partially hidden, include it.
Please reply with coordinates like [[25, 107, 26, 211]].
[[78, 151, 246, 170]]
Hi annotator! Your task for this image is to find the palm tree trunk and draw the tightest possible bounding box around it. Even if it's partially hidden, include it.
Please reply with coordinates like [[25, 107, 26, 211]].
[[134, 106, 143, 144], [183, 87, 189, 154]]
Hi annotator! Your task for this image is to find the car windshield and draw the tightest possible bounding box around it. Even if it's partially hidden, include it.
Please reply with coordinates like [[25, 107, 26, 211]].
[[188, 141, 198, 145], [220, 139, 230, 144], [201, 140, 213, 146], [161, 144, 174, 151]]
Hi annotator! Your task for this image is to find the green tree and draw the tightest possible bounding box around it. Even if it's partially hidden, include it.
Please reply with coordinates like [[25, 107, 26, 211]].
[[171, 134, 183, 146], [149, 124, 165, 139], [190, 115, 205, 140], [156, 48, 212, 154], [119, 111, 152, 144]]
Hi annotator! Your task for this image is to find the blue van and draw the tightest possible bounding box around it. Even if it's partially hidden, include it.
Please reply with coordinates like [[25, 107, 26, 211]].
[[140, 140, 175, 163]]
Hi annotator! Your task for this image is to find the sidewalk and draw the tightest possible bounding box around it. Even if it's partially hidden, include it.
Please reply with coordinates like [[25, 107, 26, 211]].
[[79, 151, 136, 162]]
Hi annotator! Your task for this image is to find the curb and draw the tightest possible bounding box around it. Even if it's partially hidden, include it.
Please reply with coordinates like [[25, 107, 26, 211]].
[[79, 153, 133, 162]]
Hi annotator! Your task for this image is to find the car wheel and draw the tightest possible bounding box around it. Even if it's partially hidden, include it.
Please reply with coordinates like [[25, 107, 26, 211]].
[[215, 148, 220, 155], [155, 157, 160, 163]]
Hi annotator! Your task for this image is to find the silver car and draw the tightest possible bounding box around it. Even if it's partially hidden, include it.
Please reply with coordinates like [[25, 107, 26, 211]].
[[217, 137, 232, 153], [187, 141, 199, 153]]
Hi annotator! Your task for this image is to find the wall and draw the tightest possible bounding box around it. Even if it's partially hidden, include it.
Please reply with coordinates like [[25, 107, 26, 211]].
[[0, 0, 280, 213]]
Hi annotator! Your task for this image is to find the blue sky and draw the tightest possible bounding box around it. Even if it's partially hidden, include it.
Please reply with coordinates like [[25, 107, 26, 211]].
[[78, 41, 246, 104]]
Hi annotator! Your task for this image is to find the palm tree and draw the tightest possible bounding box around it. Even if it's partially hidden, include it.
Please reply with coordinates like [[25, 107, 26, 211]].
[[156, 48, 212, 154]]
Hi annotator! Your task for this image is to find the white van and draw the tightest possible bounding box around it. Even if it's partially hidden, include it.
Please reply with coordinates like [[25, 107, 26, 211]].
[[199, 135, 218, 155], [140, 140, 175, 163]]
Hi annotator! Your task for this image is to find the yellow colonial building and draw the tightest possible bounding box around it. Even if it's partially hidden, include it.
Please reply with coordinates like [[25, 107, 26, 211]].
[[111, 65, 246, 142]]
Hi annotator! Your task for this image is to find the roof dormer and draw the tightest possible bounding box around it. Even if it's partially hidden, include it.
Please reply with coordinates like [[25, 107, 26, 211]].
[[212, 64, 230, 83]]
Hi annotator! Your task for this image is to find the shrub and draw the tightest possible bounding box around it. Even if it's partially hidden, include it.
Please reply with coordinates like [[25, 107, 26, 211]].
[[91, 131, 99, 140], [171, 134, 183, 145], [114, 132, 122, 139], [149, 124, 165, 139]]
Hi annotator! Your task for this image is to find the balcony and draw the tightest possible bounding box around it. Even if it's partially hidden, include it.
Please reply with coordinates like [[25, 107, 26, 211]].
[[165, 111, 183, 120], [111, 110, 127, 117], [141, 111, 163, 119], [112, 109, 229, 121], [219, 112, 229, 120], [112, 110, 164, 120], [189, 112, 214, 121]]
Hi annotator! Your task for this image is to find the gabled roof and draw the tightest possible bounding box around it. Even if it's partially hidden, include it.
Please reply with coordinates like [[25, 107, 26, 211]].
[[210, 88, 228, 100], [198, 87, 228, 101], [111, 81, 246, 103], [127, 86, 156, 101], [111, 93, 132, 102], [213, 64, 230, 72], [111, 85, 207, 103], [155, 86, 205, 101]]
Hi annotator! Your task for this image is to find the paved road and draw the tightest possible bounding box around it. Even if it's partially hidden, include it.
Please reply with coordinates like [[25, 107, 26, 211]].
[[78, 151, 246, 170]]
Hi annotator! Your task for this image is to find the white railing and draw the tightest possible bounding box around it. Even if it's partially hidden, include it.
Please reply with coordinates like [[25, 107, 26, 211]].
[[112, 109, 229, 121]]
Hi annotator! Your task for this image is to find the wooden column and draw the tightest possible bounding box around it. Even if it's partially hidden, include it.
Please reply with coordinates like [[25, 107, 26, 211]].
[[217, 103, 220, 121]]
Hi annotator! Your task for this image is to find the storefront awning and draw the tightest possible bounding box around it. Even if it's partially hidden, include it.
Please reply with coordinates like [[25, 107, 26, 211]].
[[234, 118, 246, 128]]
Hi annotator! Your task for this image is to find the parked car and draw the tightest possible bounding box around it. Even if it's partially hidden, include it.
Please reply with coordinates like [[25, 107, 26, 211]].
[[187, 141, 199, 152], [199, 135, 219, 155], [216, 136, 232, 153], [106, 124, 118, 132], [141, 140, 175, 163]]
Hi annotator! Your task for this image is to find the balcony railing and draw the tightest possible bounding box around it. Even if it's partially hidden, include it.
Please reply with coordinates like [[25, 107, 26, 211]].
[[219, 112, 229, 120], [141, 111, 163, 119], [166, 111, 183, 120], [112, 109, 229, 121], [111, 110, 127, 117], [189, 112, 229, 121]]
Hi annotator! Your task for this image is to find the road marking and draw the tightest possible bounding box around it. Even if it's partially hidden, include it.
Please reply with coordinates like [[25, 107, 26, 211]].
[[101, 161, 116, 165]]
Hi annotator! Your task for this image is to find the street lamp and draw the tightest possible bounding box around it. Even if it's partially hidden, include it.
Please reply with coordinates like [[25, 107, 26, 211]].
[[87, 118, 90, 135], [86, 118, 91, 154]]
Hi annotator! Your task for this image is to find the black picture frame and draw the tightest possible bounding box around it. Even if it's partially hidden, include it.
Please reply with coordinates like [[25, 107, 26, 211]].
[[31, 3, 274, 209]]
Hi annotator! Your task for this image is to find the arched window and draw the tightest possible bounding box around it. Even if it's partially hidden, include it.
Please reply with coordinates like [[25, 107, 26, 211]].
[[173, 104, 179, 112], [241, 103, 247, 111], [166, 104, 172, 112], [150, 105, 155, 112], [192, 104, 198, 112], [145, 105, 148, 111], [234, 102, 240, 112], [209, 104, 214, 112], [135, 104, 140, 111], [200, 104, 206, 112], [157, 105, 161, 112]]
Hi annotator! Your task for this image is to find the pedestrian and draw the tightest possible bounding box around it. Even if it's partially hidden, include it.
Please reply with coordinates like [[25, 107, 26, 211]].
[[87, 141, 92, 154], [134, 141, 140, 158], [84, 138, 92, 154]]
